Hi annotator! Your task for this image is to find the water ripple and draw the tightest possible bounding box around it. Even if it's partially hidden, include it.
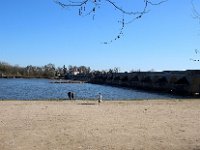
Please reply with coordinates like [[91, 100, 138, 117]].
[[0, 79, 178, 100]]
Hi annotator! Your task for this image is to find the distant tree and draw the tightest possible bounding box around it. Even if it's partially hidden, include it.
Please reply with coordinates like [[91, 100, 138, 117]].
[[63, 65, 67, 75], [43, 63, 56, 78], [113, 67, 120, 73], [0, 62, 9, 73], [107, 67, 120, 74], [78, 66, 91, 74], [26, 65, 32, 77], [68, 65, 77, 74]]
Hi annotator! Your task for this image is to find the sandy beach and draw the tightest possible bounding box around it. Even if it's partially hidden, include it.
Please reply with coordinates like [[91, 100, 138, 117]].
[[0, 99, 200, 150]]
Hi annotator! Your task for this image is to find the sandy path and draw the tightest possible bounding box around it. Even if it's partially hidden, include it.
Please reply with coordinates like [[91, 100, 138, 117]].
[[0, 100, 200, 150]]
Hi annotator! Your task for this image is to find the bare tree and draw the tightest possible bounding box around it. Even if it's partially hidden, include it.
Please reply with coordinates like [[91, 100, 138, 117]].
[[54, 0, 167, 43]]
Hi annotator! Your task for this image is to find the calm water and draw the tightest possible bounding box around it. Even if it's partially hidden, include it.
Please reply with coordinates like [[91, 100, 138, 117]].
[[0, 78, 177, 100]]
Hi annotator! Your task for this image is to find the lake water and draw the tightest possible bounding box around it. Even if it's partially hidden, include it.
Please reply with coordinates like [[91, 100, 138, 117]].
[[0, 79, 178, 100]]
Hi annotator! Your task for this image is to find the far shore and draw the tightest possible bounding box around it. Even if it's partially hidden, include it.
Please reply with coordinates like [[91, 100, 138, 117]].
[[0, 99, 200, 150]]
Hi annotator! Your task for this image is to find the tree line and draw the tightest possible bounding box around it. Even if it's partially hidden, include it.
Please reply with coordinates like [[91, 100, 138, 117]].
[[0, 61, 91, 79], [0, 61, 157, 80]]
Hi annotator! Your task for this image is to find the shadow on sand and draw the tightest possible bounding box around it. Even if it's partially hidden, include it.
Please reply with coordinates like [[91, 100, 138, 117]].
[[78, 102, 97, 106]]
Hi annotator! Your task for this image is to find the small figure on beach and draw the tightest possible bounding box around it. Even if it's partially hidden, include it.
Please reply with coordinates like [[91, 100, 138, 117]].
[[68, 92, 72, 100], [98, 93, 102, 104], [71, 92, 75, 100], [68, 92, 75, 100]]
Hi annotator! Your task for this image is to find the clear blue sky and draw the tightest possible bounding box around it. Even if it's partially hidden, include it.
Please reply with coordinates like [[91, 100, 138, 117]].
[[0, 0, 200, 71]]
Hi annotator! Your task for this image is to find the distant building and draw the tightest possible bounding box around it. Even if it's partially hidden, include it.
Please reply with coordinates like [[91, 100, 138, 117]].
[[71, 71, 79, 75]]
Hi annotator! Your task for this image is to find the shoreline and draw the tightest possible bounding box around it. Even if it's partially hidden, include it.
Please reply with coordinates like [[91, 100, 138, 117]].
[[0, 98, 199, 101]]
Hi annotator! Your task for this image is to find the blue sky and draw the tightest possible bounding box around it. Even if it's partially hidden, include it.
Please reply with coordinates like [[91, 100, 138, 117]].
[[0, 0, 200, 71]]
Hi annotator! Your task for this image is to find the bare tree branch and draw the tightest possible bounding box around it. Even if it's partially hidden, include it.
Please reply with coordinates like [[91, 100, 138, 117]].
[[54, 0, 167, 43], [190, 49, 200, 62], [54, 0, 89, 7], [191, 0, 200, 23]]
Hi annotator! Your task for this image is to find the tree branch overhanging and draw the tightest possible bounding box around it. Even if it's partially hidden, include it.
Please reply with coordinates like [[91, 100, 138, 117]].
[[54, 0, 167, 43], [191, 0, 200, 23]]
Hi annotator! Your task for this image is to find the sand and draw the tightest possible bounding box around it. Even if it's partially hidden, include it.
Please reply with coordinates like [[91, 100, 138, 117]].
[[0, 99, 200, 150]]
